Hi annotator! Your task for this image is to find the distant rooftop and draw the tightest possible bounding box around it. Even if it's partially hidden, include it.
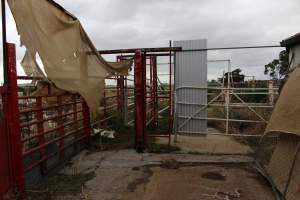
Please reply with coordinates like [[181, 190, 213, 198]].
[[281, 33, 300, 47]]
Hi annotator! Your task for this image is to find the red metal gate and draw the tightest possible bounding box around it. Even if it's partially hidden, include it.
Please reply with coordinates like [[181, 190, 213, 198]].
[[0, 86, 12, 200]]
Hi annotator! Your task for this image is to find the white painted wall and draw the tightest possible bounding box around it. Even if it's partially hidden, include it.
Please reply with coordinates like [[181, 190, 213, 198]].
[[289, 44, 300, 70]]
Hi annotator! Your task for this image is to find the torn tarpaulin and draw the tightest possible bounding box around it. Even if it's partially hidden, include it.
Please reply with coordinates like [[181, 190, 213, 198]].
[[8, 0, 132, 117]]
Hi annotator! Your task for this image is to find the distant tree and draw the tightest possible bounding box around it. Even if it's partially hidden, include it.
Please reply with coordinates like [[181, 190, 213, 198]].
[[219, 68, 245, 85], [264, 50, 289, 80]]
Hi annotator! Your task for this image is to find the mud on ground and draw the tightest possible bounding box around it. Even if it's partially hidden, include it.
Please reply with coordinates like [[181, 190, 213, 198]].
[[26, 149, 275, 200]]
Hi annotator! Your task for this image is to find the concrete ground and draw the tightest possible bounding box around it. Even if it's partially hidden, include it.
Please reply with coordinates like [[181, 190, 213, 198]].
[[27, 149, 275, 200], [157, 128, 254, 155]]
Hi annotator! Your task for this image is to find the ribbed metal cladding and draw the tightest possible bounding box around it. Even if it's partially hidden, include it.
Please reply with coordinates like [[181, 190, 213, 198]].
[[174, 39, 208, 135]]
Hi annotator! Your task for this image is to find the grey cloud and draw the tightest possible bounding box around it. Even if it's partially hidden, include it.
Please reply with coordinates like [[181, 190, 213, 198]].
[[1, 0, 300, 83]]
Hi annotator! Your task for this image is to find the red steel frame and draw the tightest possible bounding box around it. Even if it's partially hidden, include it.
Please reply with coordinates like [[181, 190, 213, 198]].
[[1, 43, 25, 198], [134, 50, 146, 151], [1, 44, 94, 198], [0, 43, 174, 198], [132, 49, 174, 149]]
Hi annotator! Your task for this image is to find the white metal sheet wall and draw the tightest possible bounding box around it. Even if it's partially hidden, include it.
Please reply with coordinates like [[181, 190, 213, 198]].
[[174, 39, 208, 135]]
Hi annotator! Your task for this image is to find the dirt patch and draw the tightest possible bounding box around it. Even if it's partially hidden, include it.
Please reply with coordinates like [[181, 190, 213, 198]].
[[160, 159, 180, 169], [122, 165, 275, 200], [127, 167, 153, 192], [202, 171, 227, 181]]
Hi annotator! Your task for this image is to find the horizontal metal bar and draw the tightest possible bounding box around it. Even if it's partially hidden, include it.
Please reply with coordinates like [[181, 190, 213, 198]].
[[176, 131, 264, 137], [24, 134, 87, 172], [20, 110, 83, 128], [176, 86, 279, 91], [17, 76, 43, 80], [148, 134, 170, 138], [126, 78, 134, 82], [21, 118, 84, 143], [99, 45, 281, 56], [18, 93, 73, 99], [99, 47, 181, 54], [231, 92, 278, 95], [105, 95, 118, 99], [178, 115, 266, 123], [20, 101, 83, 114], [176, 102, 274, 108], [181, 45, 281, 52], [146, 96, 169, 99], [23, 126, 85, 157]]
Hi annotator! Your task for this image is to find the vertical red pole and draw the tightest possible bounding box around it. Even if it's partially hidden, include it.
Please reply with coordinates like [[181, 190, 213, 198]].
[[36, 96, 47, 173], [143, 54, 147, 146], [6, 43, 25, 196], [149, 56, 155, 127], [134, 50, 146, 152], [152, 56, 158, 128], [168, 41, 173, 145]]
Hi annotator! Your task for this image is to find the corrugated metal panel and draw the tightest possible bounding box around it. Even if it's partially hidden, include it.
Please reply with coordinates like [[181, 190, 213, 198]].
[[174, 39, 208, 135]]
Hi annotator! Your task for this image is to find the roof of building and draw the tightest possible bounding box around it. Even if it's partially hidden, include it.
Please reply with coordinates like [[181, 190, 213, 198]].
[[281, 33, 300, 47]]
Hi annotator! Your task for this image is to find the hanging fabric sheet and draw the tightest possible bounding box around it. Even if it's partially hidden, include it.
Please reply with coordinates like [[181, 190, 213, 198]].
[[266, 65, 300, 136], [8, 0, 132, 117]]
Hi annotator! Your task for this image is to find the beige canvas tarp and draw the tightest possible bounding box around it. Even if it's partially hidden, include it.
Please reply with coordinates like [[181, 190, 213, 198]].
[[265, 66, 300, 136], [21, 51, 46, 79], [8, 0, 132, 117]]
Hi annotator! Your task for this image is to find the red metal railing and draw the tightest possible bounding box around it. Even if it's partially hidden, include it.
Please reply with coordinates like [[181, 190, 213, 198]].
[[132, 50, 173, 150], [1, 44, 174, 198], [0, 43, 123, 198]]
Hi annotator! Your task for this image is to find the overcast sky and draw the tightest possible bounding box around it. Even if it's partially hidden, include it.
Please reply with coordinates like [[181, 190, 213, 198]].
[[1, 0, 300, 83]]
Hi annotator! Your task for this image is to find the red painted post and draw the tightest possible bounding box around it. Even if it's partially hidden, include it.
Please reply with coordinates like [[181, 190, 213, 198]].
[[152, 56, 158, 128], [134, 50, 146, 152], [5, 43, 25, 196], [142, 53, 147, 146], [168, 41, 173, 144], [36, 96, 47, 173], [149, 56, 154, 127]]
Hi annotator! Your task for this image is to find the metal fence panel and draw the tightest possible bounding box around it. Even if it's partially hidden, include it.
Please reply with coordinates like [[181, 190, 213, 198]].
[[174, 39, 208, 135]]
